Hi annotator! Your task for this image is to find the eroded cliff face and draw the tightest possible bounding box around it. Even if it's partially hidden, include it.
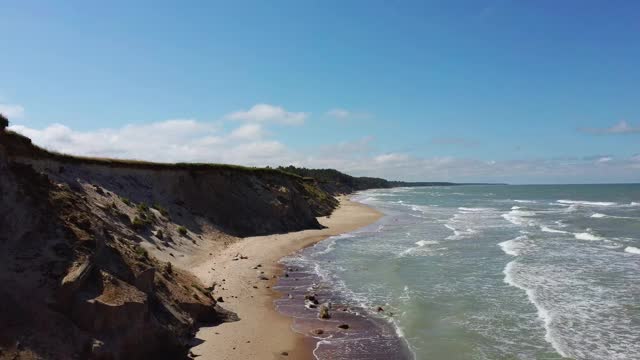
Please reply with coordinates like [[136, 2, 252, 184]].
[[0, 131, 338, 359]]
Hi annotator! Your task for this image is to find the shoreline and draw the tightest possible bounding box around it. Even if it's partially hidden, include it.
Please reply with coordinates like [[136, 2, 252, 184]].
[[189, 196, 383, 359]]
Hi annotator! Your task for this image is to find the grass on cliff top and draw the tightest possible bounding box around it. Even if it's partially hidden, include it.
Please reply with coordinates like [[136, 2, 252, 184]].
[[3, 129, 302, 178]]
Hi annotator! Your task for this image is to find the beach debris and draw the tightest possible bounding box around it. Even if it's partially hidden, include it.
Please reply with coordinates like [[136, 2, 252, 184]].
[[304, 294, 319, 304], [337, 324, 350, 329], [288, 293, 293, 299], [216, 296, 224, 302], [318, 304, 331, 319], [312, 329, 324, 335], [284, 272, 289, 277], [253, 285, 258, 289], [281, 351, 289, 356], [377, 306, 384, 312], [252, 265, 259, 269], [258, 275, 269, 280]]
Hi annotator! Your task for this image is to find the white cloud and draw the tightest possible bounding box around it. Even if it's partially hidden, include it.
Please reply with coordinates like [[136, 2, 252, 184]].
[[327, 108, 350, 119], [227, 104, 307, 125], [230, 123, 264, 140], [580, 120, 640, 134], [8, 119, 640, 184], [326, 108, 371, 120], [374, 153, 410, 163], [8, 119, 291, 166], [0, 103, 25, 119]]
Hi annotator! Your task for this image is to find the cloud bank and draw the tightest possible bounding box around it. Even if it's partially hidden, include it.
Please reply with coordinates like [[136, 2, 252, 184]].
[[0, 103, 25, 119], [5, 103, 639, 184], [227, 104, 307, 125], [580, 120, 640, 134]]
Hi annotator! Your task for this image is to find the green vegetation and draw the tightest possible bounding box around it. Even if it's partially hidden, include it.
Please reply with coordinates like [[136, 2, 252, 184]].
[[278, 166, 391, 194], [120, 196, 132, 206], [152, 203, 169, 217], [130, 202, 155, 230], [177, 226, 187, 236], [133, 244, 148, 259]]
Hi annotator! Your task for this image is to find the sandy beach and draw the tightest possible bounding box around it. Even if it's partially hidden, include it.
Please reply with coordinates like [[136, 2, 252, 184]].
[[189, 197, 383, 360]]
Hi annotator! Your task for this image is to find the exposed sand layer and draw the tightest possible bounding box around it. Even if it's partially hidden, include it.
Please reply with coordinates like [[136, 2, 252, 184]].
[[189, 197, 382, 360]]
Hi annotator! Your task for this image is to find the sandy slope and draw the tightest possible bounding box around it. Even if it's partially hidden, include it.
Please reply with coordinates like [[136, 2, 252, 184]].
[[189, 197, 382, 360]]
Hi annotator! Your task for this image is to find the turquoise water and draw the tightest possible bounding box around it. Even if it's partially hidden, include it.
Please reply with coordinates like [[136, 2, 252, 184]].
[[287, 185, 640, 359]]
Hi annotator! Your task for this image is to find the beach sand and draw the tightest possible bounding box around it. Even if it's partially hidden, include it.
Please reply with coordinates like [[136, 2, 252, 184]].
[[189, 197, 383, 360]]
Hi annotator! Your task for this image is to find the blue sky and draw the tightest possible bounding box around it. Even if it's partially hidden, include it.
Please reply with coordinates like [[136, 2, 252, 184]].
[[1, 0, 639, 183]]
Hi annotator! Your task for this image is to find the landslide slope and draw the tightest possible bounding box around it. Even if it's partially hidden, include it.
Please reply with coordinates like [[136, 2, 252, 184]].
[[0, 129, 338, 360]]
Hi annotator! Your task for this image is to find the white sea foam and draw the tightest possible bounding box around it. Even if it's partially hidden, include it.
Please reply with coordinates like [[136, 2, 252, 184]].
[[498, 236, 528, 256], [540, 226, 570, 234], [415, 240, 439, 247], [444, 224, 477, 240], [591, 213, 607, 218], [399, 240, 439, 256], [574, 231, 602, 241], [514, 200, 537, 203], [502, 261, 567, 358], [511, 206, 522, 210], [624, 246, 640, 255], [557, 200, 617, 206], [458, 207, 490, 212], [630, 202, 640, 206], [502, 209, 537, 226]]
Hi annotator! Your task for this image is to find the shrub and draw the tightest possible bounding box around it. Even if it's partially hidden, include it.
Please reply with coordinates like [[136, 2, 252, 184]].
[[0, 113, 8, 130], [120, 196, 132, 206], [177, 226, 187, 236], [131, 216, 148, 230], [133, 245, 148, 258], [165, 262, 173, 275], [155, 229, 164, 239], [152, 203, 169, 217], [137, 202, 149, 212]]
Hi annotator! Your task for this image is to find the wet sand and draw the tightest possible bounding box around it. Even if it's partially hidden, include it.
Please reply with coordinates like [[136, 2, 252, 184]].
[[189, 197, 382, 360]]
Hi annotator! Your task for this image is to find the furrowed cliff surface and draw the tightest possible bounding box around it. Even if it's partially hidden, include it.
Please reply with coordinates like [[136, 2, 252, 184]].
[[0, 129, 338, 360]]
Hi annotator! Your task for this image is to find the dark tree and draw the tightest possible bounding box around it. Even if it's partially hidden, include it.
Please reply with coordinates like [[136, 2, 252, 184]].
[[0, 113, 8, 130]]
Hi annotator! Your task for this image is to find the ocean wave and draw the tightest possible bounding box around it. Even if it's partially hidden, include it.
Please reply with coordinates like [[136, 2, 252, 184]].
[[624, 246, 640, 255], [574, 231, 602, 241], [415, 240, 439, 247], [458, 207, 492, 212], [514, 200, 537, 203], [444, 224, 477, 240], [501, 209, 537, 226], [540, 226, 570, 234], [398, 240, 439, 257], [557, 200, 617, 207], [502, 261, 567, 358], [590, 213, 637, 220], [498, 235, 528, 256]]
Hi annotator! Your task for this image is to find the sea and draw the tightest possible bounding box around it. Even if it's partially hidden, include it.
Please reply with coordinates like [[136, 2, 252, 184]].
[[274, 184, 640, 360]]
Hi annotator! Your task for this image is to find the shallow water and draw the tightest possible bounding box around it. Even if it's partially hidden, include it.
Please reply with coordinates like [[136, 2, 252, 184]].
[[276, 184, 640, 360]]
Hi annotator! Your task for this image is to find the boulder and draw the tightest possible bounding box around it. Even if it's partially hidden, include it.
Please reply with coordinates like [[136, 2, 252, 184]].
[[56, 258, 93, 310], [318, 304, 330, 319], [134, 267, 155, 293]]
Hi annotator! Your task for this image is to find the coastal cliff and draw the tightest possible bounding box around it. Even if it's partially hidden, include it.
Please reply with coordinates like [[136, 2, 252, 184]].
[[0, 129, 339, 359]]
